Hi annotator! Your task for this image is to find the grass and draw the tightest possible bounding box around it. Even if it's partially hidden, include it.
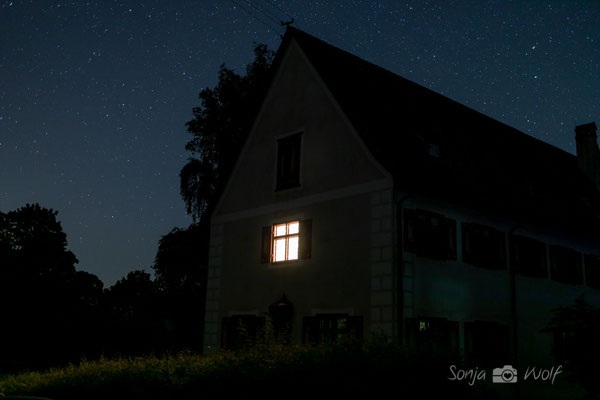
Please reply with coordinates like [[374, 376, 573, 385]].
[[0, 340, 498, 400]]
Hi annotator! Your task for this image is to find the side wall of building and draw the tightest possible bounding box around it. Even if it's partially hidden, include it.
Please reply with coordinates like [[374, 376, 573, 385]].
[[400, 195, 600, 366]]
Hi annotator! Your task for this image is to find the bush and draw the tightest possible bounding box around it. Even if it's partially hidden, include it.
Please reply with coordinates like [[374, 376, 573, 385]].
[[0, 341, 496, 400]]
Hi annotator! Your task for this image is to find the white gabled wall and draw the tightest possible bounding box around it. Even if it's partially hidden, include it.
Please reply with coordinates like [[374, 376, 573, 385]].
[[204, 37, 394, 352]]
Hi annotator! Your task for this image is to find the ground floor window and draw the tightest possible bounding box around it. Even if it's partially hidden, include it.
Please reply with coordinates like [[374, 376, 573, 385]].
[[302, 314, 363, 344]]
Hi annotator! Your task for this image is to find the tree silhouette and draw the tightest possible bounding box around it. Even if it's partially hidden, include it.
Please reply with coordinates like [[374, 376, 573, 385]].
[[0, 203, 77, 280], [0, 204, 103, 370], [181, 43, 275, 221], [544, 298, 600, 397], [153, 220, 210, 351], [101, 270, 166, 355]]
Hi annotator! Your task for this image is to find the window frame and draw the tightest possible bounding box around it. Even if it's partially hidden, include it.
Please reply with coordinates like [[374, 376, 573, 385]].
[[272, 221, 300, 263], [261, 219, 312, 264]]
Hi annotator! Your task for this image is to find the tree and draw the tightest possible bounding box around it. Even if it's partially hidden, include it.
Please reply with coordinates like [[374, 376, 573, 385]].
[[153, 222, 208, 294], [181, 43, 275, 221], [101, 270, 166, 355], [0, 203, 78, 281], [0, 203, 104, 369], [152, 220, 210, 351]]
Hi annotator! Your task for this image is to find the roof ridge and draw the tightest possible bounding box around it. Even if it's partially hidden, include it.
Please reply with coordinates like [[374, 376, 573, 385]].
[[283, 27, 576, 162]]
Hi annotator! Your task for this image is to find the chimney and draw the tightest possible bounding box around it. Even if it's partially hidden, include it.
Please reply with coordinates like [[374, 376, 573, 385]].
[[575, 122, 600, 191]]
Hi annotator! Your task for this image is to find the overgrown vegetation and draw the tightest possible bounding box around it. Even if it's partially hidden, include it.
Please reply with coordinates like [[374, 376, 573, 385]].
[[0, 341, 497, 400], [544, 297, 600, 398]]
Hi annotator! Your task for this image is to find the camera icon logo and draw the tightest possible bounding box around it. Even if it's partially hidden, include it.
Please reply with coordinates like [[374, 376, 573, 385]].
[[492, 365, 518, 383]]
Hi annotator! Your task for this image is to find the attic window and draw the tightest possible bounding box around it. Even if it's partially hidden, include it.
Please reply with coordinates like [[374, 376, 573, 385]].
[[261, 220, 312, 263], [276, 133, 301, 191]]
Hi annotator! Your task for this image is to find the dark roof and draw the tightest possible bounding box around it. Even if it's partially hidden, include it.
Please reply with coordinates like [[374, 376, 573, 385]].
[[275, 28, 600, 237]]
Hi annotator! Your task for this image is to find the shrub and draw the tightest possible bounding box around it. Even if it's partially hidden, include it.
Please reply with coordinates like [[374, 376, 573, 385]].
[[0, 341, 496, 400]]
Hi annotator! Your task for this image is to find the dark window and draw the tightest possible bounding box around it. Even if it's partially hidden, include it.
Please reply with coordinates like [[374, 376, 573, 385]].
[[302, 314, 362, 344], [462, 223, 506, 269], [276, 133, 301, 191], [403, 208, 456, 260], [549, 245, 583, 285], [221, 315, 266, 350], [511, 235, 547, 278], [406, 317, 459, 354], [260, 219, 312, 264], [585, 253, 600, 289], [464, 321, 510, 366]]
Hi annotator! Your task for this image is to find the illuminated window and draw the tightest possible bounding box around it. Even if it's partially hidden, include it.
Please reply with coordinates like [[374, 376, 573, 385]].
[[261, 220, 312, 264], [273, 221, 299, 262]]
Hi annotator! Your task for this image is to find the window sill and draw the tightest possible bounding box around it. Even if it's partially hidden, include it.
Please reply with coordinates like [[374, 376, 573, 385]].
[[274, 183, 303, 193], [268, 259, 305, 269]]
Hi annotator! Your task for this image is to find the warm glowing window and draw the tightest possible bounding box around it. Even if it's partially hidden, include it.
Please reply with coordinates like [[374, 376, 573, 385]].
[[273, 221, 299, 262], [261, 220, 311, 264]]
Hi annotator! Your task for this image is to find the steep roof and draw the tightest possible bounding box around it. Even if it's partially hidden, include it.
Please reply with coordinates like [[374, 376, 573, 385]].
[[274, 28, 600, 238]]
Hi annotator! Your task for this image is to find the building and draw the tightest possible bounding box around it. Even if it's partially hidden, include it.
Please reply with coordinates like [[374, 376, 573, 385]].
[[202, 28, 600, 368]]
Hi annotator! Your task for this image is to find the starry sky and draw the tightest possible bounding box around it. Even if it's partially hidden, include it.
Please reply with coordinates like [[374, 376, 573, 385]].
[[1, 0, 598, 286]]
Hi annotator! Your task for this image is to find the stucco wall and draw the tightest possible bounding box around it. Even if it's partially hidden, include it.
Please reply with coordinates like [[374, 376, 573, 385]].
[[402, 196, 600, 366], [214, 39, 389, 217], [203, 38, 393, 353]]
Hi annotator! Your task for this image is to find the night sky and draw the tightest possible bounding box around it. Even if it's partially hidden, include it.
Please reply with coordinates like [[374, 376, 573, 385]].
[[1, 1, 598, 286]]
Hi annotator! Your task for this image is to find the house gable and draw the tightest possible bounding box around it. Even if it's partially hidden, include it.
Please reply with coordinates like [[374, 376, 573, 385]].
[[213, 38, 391, 219]]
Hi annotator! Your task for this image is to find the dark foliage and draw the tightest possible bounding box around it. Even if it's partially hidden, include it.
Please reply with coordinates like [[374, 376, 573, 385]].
[[100, 270, 167, 356], [0, 342, 499, 400], [0, 204, 104, 371], [152, 220, 210, 352], [181, 43, 275, 221], [544, 297, 600, 398]]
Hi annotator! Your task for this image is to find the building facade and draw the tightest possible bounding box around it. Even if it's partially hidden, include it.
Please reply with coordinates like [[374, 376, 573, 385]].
[[202, 28, 600, 368]]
